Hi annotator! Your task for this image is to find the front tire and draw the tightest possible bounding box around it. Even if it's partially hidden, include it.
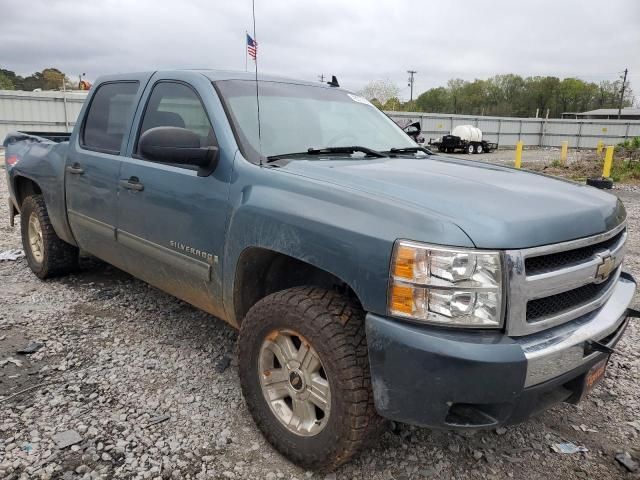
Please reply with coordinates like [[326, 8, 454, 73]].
[[20, 195, 79, 279], [238, 287, 380, 470]]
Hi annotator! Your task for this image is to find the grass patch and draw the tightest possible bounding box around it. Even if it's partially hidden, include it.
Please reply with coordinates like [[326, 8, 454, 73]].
[[610, 158, 640, 182]]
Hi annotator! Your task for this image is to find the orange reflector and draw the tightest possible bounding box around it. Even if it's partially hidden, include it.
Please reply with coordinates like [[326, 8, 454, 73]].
[[393, 245, 416, 279], [390, 283, 414, 314]]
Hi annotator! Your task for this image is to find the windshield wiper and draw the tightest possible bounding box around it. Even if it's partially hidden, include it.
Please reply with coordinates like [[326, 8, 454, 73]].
[[385, 146, 433, 156], [266, 145, 388, 163]]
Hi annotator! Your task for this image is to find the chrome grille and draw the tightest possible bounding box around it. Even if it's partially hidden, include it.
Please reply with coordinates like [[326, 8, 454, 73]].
[[525, 229, 625, 275], [526, 274, 617, 322], [505, 223, 627, 336]]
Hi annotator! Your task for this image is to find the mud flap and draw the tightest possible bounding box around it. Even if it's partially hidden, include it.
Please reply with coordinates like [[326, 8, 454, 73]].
[[8, 198, 18, 227]]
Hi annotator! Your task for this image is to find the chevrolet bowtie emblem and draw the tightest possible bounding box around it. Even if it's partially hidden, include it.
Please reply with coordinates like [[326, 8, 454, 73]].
[[595, 255, 615, 282]]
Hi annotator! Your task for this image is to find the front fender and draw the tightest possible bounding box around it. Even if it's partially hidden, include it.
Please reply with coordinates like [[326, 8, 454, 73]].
[[222, 157, 474, 322]]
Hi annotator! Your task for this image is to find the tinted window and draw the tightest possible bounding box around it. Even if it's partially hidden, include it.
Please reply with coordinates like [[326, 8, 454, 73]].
[[82, 82, 139, 154], [137, 82, 215, 153]]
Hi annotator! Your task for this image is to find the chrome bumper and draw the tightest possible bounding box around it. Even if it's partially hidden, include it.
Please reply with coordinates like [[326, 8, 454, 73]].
[[515, 273, 635, 387]]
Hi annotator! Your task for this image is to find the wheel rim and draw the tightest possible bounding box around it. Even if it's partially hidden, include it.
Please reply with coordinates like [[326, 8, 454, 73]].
[[468, 145, 474, 153], [258, 329, 331, 436], [28, 212, 44, 264]]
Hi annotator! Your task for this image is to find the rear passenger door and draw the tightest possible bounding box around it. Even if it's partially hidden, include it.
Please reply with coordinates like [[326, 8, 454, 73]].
[[115, 75, 231, 319], [65, 77, 149, 263]]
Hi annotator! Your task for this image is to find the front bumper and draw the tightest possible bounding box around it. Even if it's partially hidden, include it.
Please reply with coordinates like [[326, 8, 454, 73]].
[[366, 272, 636, 429]]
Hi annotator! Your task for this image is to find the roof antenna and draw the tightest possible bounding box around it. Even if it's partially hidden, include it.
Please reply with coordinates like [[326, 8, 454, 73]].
[[251, 0, 264, 166], [327, 75, 340, 87]]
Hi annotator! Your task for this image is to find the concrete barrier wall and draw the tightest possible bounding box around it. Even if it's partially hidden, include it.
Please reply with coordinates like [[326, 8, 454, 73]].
[[387, 111, 640, 148]]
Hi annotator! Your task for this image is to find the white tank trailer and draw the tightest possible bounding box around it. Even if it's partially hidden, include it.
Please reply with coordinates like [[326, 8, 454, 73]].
[[429, 124, 497, 154]]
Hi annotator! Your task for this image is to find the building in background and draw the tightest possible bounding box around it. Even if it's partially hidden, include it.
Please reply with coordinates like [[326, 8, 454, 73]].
[[562, 108, 640, 120]]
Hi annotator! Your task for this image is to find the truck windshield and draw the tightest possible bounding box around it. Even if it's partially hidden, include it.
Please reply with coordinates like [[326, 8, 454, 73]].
[[214, 80, 415, 163]]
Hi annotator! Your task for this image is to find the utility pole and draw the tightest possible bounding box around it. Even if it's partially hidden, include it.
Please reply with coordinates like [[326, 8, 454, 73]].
[[618, 68, 628, 120], [407, 70, 417, 102], [318, 74, 325, 83]]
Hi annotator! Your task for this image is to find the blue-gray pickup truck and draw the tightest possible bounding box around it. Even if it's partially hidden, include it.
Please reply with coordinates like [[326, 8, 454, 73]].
[[3, 70, 636, 469]]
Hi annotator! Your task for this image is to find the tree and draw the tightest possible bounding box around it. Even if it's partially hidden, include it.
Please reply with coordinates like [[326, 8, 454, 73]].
[[447, 79, 465, 114], [416, 87, 450, 112], [0, 67, 75, 91], [358, 80, 401, 106], [383, 96, 403, 111], [406, 73, 634, 118], [0, 71, 14, 90]]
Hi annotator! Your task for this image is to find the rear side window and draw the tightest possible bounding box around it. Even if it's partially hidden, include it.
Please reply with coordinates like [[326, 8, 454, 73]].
[[82, 82, 139, 154]]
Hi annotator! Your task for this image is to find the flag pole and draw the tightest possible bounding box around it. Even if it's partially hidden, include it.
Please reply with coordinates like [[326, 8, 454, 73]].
[[245, 30, 248, 72], [252, 0, 262, 165]]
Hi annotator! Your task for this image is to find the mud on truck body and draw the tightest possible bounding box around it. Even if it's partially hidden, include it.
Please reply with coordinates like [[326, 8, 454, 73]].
[[4, 70, 636, 470]]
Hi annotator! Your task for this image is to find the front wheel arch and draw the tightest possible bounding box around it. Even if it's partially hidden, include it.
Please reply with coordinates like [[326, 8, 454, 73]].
[[232, 247, 363, 326]]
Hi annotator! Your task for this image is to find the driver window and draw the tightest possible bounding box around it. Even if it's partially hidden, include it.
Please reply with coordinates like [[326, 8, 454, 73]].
[[137, 82, 216, 154]]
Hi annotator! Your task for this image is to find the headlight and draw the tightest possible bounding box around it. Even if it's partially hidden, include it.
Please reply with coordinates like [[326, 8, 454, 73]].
[[388, 240, 504, 328]]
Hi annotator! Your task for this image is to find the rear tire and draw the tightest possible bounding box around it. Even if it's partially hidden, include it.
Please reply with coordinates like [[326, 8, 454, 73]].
[[475, 144, 483, 154], [238, 286, 380, 470], [20, 195, 79, 279], [466, 144, 474, 154]]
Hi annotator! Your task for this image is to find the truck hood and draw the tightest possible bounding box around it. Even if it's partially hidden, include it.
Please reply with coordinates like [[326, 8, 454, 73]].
[[276, 155, 626, 249]]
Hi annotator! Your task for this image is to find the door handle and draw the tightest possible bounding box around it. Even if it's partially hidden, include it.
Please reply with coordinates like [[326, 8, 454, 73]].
[[66, 164, 84, 175], [120, 177, 144, 192]]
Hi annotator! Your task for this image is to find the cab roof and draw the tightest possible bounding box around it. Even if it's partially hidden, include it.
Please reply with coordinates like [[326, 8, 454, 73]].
[[95, 69, 342, 90]]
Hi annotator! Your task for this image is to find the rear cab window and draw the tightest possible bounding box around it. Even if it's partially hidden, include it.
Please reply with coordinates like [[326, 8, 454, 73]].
[[81, 82, 139, 154]]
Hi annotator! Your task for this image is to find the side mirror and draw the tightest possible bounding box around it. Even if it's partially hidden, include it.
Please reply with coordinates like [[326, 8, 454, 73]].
[[403, 122, 421, 142], [403, 121, 421, 134], [139, 126, 219, 176]]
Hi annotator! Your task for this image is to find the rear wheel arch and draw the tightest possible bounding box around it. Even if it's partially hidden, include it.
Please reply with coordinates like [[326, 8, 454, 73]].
[[232, 247, 363, 326], [13, 176, 43, 209]]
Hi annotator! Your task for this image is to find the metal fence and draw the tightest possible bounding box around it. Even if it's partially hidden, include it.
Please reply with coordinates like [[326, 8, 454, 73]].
[[2, 90, 639, 150], [386, 111, 640, 149], [0, 90, 88, 142]]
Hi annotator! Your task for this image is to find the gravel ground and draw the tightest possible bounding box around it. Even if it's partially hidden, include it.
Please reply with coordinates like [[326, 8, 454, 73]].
[[1, 166, 639, 479], [437, 147, 597, 167]]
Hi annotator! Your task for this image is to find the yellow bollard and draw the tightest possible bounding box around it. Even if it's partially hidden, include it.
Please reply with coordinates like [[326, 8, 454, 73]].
[[515, 141, 523, 169], [596, 140, 604, 157], [603, 146, 614, 178], [560, 141, 568, 165]]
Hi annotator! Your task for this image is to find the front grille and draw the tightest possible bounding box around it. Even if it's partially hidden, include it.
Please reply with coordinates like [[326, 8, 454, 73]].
[[526, 274, 616, 322], [525, 229, 625, 275]]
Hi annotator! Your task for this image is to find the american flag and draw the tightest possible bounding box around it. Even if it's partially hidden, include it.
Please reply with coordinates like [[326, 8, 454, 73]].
[[247, 33, 258, 60]]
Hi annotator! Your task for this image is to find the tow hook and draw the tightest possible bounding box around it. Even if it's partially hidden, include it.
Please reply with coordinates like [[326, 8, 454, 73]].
[[626, 308, 640, 318], [583, 308, 640, 356], [585, 339, 617, 356]]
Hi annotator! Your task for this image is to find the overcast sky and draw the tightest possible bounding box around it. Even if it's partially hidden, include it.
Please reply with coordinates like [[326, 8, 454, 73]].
[[1, 0, 639, 99]]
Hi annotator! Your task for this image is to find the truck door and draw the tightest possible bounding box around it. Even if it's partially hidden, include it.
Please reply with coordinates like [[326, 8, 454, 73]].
[[65, 77, 148, 264], [115, 75, 232, 319]]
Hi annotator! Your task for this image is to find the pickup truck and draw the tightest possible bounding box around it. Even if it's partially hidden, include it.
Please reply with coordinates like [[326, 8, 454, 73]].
[[3, 70, 636, 470]]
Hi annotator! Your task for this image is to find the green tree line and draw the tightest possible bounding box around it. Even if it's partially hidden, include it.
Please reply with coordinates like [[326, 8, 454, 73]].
[[0, 67, 72, 91], [364, 74, 634, 118]]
